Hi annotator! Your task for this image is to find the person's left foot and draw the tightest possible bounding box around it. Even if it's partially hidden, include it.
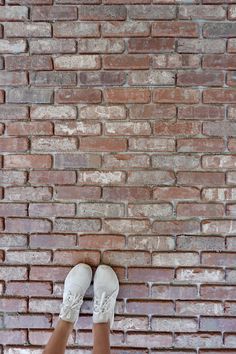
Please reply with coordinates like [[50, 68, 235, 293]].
[[59, 263, 92, 324]]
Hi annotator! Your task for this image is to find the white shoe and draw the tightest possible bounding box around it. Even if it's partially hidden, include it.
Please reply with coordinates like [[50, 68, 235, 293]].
[[93, 264, 119, 328], [59, 263, 92, 324]]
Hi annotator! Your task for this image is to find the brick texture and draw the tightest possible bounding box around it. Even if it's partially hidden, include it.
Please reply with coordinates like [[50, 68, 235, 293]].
[[0, 1, 234, 354]]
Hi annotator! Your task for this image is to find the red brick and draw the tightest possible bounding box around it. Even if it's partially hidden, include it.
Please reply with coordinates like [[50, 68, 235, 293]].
[[29, 170, 76, 185], [176, 203, 224, 217], [177, 172, 225, 186], [53, 250, 101, 266], [202, 252, 236, 266], [55, 88, 101, 103], [152, 220, 200, 235], [128, 267, 174, 282], [6, 281, 52, 296], [6, 122, 53, 136], [177, 70, 224, 86], [4, 154, 52, 169], [102, 250, 151, 266], [201, 285, 236, 300], [30, 234, 76, 248], [31, 6, 77, 20], [6, 55, 52, 71], [153, 88, 200, 104], [154, 121, 201, 136], [128, 38, 175, 53], [104, 88, 151, 103], [80, 137, 127, 152], [228, 138, 236, 151], [103, 54, 149, 69], [54, 186, 101, 200], [153, 186, 200, 201], [0, 138, 28, 152], [177, 138, 225, 152], [103, 186, 151, 201], [126, 300, 174, 315], [126, 332, 172, 347], [78, 234, 125, 249], [29, 203, 75, 217], [0, 203, 27, 216], [178, 105, 224, 120], [30, 266, 70, 281], [105, 154, 149, 169], [203, 88, 236, 103], [5, 314, 51, 329], [30, 71, 76, 86], [228, 38, 236, 53], [203, 54, 236, 69], [200, 316, 236, 332], [129, 104, 176, 120], [5, 218, 52, 233], [152, 21, 199, 37]]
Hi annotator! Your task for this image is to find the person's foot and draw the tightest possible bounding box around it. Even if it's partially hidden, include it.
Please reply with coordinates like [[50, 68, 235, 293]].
[[59, 263, 92, 324], [93, 264, 119, 328]]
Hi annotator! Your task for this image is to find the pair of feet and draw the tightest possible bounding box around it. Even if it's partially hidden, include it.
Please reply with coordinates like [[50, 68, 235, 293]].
[[59, 263, 119, 329]]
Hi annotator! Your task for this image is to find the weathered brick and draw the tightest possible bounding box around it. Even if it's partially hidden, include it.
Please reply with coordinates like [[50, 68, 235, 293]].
[[29, 203, 75, 217], [31, 105, 76, 120], [78, 71, 126, 86], [203, 54, 236, 69], [4, 22, 51, 37], [5, 218, 51, 233], [0, 6, 28, 20], [6, 122, 53, 135], [78, 38, 124, 53], [4, 154, 52, 168], [176, 203, 224, 217], [203, 22, 236, 37], [54, 55, 100, 70], [54, 153, 101, 168], [6, 55, 52, 71], [179, 5, 226, 20], [129, 137, 175, 151], [0, 72, 28, 86], [31, 6, 77, 20], [0, 39, 27, 53], [55, 88, 101, 103], [7, 88, 53, 104], [55, 186, 101, 200], [104, 88, 151, 103], [177, 172, 225, 186], [178, 105, 224, 120], [203, 121, 236, 136], [29, 170, 76, 185], [77, 170, 125, 184], [30, 233, 76, 248], [177, 70, 224, 86], [152, 21, 199, 37], [152, 154, 200, 170], [53, 250, 100, 266], [5, 186, 52, 201], [80, 104, 126, 120], [103, 186, 151, 201], [153, 88, 200, 104], [53, 218, 101, 232], [0, 137, 28, 152], [128, 38, 175, 53], [178, 39, 225, 53], [103, 218, 150, 233], [79, 137, 127, 152], [176, 268, 225, 282], [152, 53, 200, 69], [53, 22, 99, 38], [128, 70, 175, 85], [127, 5, 176, 19], [79, 5, 127, 20], [0, 105, 29, 120], [30, 39, 76, 54], [102, 22, 150, 37], [30, 71, 76, 86], [103, 54, 149, 69], [77, 202, 125, 217], [31, 137, 78, 151], [0, 171, 27, 185]]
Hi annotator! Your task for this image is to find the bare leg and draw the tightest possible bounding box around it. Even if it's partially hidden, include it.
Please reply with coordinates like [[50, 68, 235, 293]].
[[92, 322, 111, 354], [43, 319, 73, 354]]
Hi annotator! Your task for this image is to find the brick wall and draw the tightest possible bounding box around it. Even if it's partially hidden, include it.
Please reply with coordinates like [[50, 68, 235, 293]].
[[0, 0, 236, 353]]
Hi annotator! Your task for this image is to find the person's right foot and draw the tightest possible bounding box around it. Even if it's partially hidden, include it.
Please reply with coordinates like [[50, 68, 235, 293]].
[[93, 264, 119, 328]]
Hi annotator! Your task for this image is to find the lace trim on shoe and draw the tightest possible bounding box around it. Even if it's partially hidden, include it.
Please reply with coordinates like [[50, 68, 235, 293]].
[[60, 290, 83, 322], [94, 291, 114, 314]]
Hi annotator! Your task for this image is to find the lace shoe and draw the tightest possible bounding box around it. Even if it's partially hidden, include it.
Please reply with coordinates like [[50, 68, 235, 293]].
[[93, 265, 119, 328], [59, 263, 92, 324]]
